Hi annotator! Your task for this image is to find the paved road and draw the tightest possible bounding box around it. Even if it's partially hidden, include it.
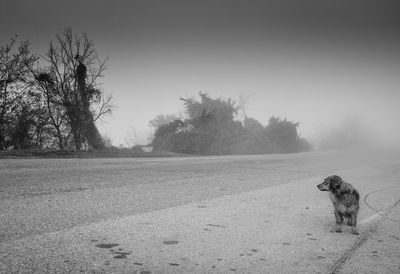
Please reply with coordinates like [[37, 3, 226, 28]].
[[0, 149, 390, 242], [0, 149, 399, 273]]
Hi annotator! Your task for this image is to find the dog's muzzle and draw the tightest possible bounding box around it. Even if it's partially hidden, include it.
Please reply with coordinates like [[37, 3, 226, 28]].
[[317, 182, 329, 191]]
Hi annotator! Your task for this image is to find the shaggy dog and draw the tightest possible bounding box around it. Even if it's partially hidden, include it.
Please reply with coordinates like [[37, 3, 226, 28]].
[[317, 175, 360, 235]]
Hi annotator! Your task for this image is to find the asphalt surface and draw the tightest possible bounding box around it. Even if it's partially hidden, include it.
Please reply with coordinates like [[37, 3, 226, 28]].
[[0, 149, 399, 273]]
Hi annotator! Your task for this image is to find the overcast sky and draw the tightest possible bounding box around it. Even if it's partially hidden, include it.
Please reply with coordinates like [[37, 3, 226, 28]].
[[1, 0, 399, 146]]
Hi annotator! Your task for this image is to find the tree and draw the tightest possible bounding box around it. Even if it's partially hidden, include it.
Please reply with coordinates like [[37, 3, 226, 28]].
[[11, 104, 32, 149], [10, 89, 54, 149], [264, 116, 310, 153], [180, 93, 231, 154], [244, 117, 264, 135], [152, 94, 311, 155], [33, 70, 70, 149], [237, 93, 252, 124], [149, 114, 177, 131], [231, 117, 271, 155], [38, 28, 112, 150], [0, 37, 38, 149], [153, 93, 245, 155], [152, 119, 187, 152]]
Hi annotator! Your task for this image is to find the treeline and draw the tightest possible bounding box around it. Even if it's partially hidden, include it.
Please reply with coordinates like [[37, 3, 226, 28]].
[[0, 28, 113, 151], [151, 92, 311, 155]]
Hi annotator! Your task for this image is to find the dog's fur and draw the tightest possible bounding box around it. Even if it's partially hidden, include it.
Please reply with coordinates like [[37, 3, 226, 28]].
[[317, 175, 360, 235]]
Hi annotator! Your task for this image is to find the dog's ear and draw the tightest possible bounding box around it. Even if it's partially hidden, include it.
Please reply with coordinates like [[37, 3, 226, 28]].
[[329, 175, 342, 191]]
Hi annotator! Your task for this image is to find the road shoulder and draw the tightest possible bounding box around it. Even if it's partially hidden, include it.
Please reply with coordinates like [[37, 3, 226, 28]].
[[1, 173, 385, 274], [337, 202, 400, 274]]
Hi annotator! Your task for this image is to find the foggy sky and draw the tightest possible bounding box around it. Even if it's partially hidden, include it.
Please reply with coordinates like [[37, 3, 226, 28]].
[[1, 0, 400, 146]]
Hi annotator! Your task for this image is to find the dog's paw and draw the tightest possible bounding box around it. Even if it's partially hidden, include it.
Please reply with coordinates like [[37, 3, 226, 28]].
[[335, 229, 342, 233], [351, 230, 359, 235]]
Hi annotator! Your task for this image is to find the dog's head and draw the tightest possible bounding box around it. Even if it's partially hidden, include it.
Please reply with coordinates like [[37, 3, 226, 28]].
[[317, 175, 342, 192]]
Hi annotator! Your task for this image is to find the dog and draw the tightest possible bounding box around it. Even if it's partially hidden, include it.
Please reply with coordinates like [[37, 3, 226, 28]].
[[317, 175, 360, 235]]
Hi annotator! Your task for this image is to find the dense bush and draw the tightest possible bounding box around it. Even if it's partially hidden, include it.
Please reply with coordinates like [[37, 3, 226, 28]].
[[152, 93, 311, 155]]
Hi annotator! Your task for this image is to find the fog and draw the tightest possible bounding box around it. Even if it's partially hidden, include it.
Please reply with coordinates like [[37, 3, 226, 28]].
[[1, 0, 399, 148]]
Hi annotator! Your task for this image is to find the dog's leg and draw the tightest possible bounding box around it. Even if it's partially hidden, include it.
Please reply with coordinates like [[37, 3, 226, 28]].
[[334, 210, 343, 233], [350, 213, 359, 235]]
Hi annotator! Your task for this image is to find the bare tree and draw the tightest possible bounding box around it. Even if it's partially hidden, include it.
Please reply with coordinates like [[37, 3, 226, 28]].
[[33, 70, 70, 149], [38, 28, 113, 150], [0, 37, 38, 149], [237, 92, 252, 124]]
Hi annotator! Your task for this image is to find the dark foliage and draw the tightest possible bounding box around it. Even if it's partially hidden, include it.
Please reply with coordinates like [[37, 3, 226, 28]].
[[1, 30, 112, 151], [0, 37, 38, 149], [152, 93, 311, 155]]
